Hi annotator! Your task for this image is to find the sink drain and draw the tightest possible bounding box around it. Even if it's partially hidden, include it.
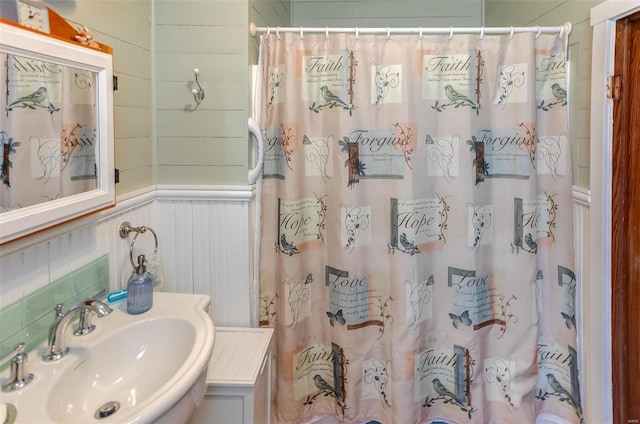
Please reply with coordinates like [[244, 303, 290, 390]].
[[95, 401, 120, 419]]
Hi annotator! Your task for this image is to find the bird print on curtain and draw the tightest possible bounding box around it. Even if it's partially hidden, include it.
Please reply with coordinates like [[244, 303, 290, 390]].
[[258, 30, 579, 424]]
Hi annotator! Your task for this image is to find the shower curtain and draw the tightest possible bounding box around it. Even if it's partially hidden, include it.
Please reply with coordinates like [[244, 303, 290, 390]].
[[257, 28, 579, 424]]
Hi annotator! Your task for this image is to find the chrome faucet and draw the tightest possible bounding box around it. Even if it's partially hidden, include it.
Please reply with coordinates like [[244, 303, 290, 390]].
[[42, 299, 113, 362]]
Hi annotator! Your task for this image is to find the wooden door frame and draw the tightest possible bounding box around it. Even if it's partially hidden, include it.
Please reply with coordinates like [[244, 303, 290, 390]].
[[612, 10, 640, 424], [589, 2, 640, 423]]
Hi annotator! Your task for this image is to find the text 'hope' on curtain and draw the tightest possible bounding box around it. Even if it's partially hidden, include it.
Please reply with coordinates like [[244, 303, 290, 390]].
[[257, 29, 579, 424]]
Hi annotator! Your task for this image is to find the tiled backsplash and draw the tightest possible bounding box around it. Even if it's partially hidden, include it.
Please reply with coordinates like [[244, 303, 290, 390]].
[[0, 254, 109, 361]]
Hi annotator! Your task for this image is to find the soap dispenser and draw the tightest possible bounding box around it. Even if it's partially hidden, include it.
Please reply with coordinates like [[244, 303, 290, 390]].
[[127, 254, 153, 314]]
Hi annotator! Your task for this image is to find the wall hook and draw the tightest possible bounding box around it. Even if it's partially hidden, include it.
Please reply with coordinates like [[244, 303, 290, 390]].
[[191, 68, 205, 105]]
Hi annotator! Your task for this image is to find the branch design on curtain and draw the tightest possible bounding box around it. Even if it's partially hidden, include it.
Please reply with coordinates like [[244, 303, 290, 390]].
[[258, 28, 580, 424], [495, 64, 525, 106], [373, 64, 400, 107]]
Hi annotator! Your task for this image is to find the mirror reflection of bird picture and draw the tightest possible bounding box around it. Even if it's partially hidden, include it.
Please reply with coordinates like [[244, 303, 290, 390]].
[[7, 87, 47, 111]]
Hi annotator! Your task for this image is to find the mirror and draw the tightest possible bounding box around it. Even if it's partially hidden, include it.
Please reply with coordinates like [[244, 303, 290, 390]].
[[0, 21, 114, 244]]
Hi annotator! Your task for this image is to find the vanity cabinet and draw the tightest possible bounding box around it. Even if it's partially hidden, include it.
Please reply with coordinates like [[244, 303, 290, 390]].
[[189, 327, 274, 424]]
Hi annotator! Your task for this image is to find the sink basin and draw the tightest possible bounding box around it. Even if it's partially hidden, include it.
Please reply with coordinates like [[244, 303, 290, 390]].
[[47, 318, 197, 422], [0, 292, 214, 424]]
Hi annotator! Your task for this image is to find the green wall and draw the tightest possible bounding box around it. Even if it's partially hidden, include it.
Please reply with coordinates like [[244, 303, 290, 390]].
[[155, 0, 250, 185], [291, 0, 482, 27]]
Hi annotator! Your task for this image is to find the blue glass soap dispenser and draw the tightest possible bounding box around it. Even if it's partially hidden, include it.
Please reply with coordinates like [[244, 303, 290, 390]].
[[127, 254, 153, 314]]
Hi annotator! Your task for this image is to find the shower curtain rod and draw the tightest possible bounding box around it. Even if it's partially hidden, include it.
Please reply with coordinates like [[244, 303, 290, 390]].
[[249, 21, 572, 38]]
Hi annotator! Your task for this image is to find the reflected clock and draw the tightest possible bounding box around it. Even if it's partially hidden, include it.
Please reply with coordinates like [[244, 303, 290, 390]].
[[16, 0, 50, 33]]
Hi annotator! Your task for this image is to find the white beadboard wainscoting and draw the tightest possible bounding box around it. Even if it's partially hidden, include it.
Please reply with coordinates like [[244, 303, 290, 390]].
[[0, 185, 254, 328], [153, 185, 254, 327]]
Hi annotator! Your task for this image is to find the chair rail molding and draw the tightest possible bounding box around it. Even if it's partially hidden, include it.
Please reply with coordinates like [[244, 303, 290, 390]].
[[156, 185, 254, 202]]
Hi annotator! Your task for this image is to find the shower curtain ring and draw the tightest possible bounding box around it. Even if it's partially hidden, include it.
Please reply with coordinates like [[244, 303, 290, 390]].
[[266, 26, 271, 36], [386, 27, 390, 39], [449, 27, 454, 39], [559, 25, 565, 38], [355, 27, 359, 39], [276, 26, 280, 39], [535, 26, 542, 39], [509, 26, 514, 39], [325, 27, 329, 40], [419, 27, 423, 40], [479, 27, 485, 39], [299, 26, 304, 39]]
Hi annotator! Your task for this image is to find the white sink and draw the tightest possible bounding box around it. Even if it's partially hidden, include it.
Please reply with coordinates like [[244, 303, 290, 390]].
[[0, 292, 215, 424]]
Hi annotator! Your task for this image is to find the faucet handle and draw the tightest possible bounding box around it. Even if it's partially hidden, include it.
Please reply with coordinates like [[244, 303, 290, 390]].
[[73, 308, 96, 336], [73, 299, 112, 336], [54, 303, 64, 318], [1, 343, 35, 392]]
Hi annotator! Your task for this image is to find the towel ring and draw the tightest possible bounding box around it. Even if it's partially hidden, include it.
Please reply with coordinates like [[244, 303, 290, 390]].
[[119, 221, 159, 269]]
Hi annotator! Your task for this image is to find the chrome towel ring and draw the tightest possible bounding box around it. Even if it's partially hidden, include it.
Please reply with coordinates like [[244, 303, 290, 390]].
[[119, 221, 158, 269]]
